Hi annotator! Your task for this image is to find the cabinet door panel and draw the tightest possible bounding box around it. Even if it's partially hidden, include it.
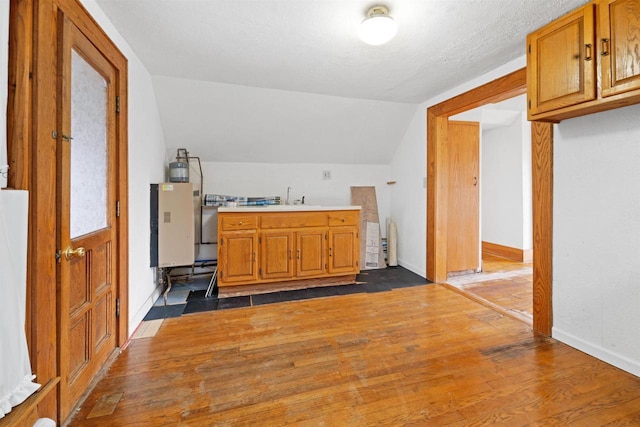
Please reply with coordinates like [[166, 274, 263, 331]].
[[297, 229, 326, 277], [528, 4, 596, 115], [261, 231, 294, 280], [329, 227, 359, 274], [599, 0, 640, 97], [220, 231, 258, 283]]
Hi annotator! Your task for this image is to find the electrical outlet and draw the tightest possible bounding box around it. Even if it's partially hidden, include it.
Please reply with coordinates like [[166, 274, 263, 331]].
[[323, 170, 332, 180]]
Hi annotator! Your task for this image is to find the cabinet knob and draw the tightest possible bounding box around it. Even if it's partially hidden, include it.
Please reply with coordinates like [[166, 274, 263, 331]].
[[238, 221, 243, 225]]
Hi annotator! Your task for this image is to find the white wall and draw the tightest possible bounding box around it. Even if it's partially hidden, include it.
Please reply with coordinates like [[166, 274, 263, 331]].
[[481, 113, 532, 250], [1, 0, 9, 188], [81, 1, 167, 336], [389, 57, 527, 278], [553, 103, 640, 377], [200, 161, 389, 211], [153, 76, 417, 166]]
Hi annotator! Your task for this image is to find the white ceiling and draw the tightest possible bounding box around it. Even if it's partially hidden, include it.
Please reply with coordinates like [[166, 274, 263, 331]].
[[94, 0, 589, 163]]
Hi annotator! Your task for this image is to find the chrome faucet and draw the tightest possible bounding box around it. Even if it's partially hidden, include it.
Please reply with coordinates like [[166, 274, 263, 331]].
[[286, 186, 292, 205]]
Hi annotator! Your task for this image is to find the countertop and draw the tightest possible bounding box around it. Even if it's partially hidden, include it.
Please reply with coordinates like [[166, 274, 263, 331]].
[[217, 205, 361, 213]]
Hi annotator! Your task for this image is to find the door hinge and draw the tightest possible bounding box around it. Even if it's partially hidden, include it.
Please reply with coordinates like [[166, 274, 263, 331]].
[[116, 200, 120, 217], [528, 99, 531, 110], [325, 263, 328, 269], [258, 236, 261, 244], [356, 232, 359, 239], [55, 250, 62, 263], [116, 298, 120, 318], [116, 96, 120, 113], [259, 268, 262, 276], [356, 260, 359, 267], [219, 271, 223, 279], [325, 233, 328, 240], [528, 44, 531, 54]]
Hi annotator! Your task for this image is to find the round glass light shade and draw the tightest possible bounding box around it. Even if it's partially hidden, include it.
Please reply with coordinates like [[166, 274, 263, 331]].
[[358, 14, 398, 46]]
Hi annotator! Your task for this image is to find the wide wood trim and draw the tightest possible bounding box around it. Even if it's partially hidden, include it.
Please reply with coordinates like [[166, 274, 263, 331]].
[[482, 241, 533, 263], [7, 0, 32, 190], [32, 0, 60, 418], [0, 378, 60, 427], [426, 67, 553, 336], [116, 62, 129, 347], [7, 0, 130, 421], [429, 68, 527, 117], [427, 68, 527, 283], [531, 122, 553, 336]]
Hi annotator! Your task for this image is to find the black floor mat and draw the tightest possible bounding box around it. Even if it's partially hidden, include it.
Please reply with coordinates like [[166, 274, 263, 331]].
[[147, 266, 429, 319]]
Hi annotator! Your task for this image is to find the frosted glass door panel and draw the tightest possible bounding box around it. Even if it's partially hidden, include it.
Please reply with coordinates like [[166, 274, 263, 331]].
[[70, 49, 108, 238]]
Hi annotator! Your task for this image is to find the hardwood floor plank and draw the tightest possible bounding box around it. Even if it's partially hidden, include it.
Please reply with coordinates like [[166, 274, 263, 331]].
[[68, 284, 640, 426]]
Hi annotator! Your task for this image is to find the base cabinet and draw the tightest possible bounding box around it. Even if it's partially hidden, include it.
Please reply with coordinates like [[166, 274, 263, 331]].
[[328, 227, 359, 274], [219, 231, 258, 283], [261, 231, 295, 280], [218, 209, 360, 288], [296, 229, 327, 277]]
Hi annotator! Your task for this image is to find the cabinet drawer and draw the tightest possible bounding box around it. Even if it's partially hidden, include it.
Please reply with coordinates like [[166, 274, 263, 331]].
[[261, 213, 328, 229], [328, 211, 359, 226], [221, 215, 258, 231]]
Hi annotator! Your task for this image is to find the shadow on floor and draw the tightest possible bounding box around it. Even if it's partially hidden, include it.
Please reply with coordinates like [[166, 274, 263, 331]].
[[144, 266, 430, 320]]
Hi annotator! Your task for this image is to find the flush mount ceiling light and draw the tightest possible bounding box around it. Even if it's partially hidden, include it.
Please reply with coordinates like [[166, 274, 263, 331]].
[[358, 5, 398, 46]]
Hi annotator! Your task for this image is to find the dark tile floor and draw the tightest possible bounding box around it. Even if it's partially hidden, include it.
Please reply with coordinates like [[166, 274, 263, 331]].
[[144, 266, 430, 321]]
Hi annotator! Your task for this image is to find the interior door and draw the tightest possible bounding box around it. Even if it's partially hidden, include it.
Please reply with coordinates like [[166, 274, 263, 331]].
[[57, 15, 118, 420], [447, 121, 480, 274]]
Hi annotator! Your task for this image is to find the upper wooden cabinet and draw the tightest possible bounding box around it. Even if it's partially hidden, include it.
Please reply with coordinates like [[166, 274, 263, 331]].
[[527, 4, 596, 116], [527, 0, 640, 121], [599, 0, 640, 97]]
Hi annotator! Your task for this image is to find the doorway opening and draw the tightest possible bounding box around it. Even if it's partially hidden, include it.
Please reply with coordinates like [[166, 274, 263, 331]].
[[426, 68, 553, 335], [446, 94, 534, 322]]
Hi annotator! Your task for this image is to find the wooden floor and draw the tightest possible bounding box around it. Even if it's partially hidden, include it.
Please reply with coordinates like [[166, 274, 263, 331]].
[[67, 282, 640, 426], [445, 254, 533, 323]]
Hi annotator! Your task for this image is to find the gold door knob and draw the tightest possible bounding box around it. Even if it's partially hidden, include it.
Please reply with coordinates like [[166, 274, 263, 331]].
[[62, 246, 86, 260]]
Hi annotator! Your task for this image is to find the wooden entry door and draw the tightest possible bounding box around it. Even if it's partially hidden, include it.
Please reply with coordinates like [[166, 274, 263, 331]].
[[57, 14, 119, 420], [447, 121, 480, 274]]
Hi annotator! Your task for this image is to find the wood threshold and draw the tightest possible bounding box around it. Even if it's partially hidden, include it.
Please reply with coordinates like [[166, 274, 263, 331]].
[[440, 282, 533, 326]]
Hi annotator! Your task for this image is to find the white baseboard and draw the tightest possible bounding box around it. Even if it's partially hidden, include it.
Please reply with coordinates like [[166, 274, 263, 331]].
[[552, 327, 640, 377], [396, 258, 426, 279]]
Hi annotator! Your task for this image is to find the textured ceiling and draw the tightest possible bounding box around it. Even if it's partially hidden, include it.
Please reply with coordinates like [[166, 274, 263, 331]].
[[93, 0, 589, 164], [95, 0, 588, 103]]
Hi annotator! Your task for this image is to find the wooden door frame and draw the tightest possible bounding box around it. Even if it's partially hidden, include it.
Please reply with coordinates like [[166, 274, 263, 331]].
[[426, 68, 553, 335], [7, 0, 129, 420]]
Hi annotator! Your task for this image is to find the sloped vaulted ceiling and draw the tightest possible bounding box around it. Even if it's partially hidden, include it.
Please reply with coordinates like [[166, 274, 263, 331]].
[[95, 0, 589, 164]]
